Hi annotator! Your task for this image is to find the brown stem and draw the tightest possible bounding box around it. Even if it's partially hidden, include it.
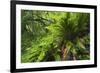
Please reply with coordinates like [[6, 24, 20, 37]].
[[61, 44, 68, 61], [72, 53, 76, 60]]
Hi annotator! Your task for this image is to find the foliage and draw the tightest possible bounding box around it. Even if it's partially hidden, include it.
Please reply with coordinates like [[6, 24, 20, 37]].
[[21, 10, 90, 63]]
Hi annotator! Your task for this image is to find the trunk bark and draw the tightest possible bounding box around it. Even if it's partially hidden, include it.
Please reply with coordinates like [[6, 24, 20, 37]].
[[72, 53, 76, 60], [61, 44, 68, 61]]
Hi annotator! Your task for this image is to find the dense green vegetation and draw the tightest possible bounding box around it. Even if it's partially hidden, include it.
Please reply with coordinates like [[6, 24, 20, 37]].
[[21, 10, 90, 63]]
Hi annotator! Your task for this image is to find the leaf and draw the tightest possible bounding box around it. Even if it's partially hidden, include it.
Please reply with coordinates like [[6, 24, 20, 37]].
[[54, 54, 61, 61], [37, 51, 45, 62], [77, 39, 86, 49]]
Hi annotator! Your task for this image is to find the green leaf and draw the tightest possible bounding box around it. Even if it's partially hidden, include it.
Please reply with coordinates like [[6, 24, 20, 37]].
[[37, 51, 45, 62], [54, 54, 61, 61]]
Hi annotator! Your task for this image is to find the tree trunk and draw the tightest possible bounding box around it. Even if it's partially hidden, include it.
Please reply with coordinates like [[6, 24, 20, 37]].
[[61, 44, 68, 61], [72, 53, 76, 60]]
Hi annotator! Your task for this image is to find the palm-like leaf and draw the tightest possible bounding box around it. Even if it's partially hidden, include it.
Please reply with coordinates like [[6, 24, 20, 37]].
[[21, 11, 90, 62]]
